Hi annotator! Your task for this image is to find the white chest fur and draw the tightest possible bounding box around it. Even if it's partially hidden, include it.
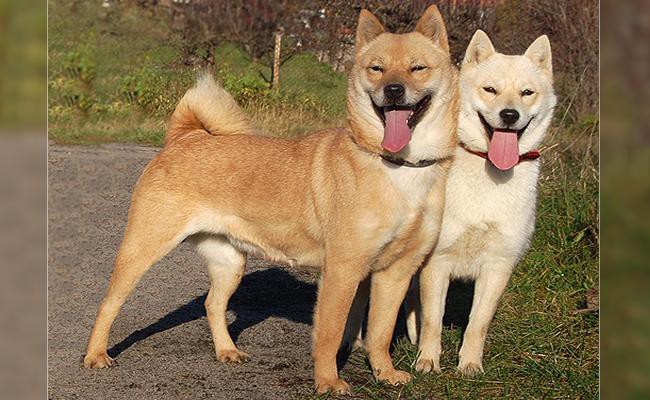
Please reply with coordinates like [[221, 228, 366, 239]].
[[382, 161, 440, 208], [352, 161, 441, 260], [437, 148, 540, 277]]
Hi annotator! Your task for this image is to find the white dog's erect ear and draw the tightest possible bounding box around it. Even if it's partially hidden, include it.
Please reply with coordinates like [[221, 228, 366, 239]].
[[525, 35, 553, 72], [355, 9, 385, 54], [415, 5, 449, 54], [463, 30, 495, 65]]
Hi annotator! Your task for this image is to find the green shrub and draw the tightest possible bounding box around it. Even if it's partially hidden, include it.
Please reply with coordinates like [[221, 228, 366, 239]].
[[119, 66, 194, 116], [219, 68, 270, 102], [61, 41, 96, 84]]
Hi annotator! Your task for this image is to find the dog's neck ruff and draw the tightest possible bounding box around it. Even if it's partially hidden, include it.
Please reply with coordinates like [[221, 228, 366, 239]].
[[380, 154, 437, 168], [346, 124, 439, 168], [460, 142, 540, 165]]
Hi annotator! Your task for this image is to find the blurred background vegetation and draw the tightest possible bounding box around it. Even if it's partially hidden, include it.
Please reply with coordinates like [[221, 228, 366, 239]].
[[0, 0, 46, 128], [600, 1, 650, 399], [1, 2, 47, 400]]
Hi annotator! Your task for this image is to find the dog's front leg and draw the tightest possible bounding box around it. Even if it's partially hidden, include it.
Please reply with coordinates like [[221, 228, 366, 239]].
[[365, 261, 418, 386], [457, 264, 512, 376], [312, 262, 365, 395], [415, 255, 451, 373]]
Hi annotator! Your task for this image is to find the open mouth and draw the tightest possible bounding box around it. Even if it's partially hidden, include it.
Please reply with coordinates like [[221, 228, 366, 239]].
[[371, 94, 432, 153], [477, 112, 534, 171], [477, 112, 533, 139], [373, 94, 432, 129]]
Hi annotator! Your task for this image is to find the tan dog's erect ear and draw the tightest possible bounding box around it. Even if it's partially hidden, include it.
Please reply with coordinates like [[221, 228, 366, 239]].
[[415, 5, 449, 54], [524, 35, 553, 73], [355, 9, 386, 54], [463, 30, 495, 65]]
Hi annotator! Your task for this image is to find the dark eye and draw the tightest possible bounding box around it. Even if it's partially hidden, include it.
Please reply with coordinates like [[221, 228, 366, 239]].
[[483, 86, 497, 94], [411, 65, 427, 72], [522, 89, 535, 96], [369, 65, 383, 72]]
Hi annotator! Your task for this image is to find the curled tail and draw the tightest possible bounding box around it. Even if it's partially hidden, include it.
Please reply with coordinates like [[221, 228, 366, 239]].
[[166, 72, 254, 145]]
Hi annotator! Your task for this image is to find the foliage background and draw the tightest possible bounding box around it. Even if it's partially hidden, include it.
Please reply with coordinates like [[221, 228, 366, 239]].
[[48, 0, 598, 143]]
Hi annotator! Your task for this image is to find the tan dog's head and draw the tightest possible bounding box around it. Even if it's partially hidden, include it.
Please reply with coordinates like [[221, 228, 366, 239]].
[[458, 30, 556, 170], [347, 6, 457, 162]]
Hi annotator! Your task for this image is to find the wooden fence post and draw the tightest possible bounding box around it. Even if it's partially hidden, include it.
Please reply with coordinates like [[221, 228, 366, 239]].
[[272, 27, 284, 94]]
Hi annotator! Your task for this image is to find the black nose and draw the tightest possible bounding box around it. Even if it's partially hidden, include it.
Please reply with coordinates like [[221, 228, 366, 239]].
[[499, 109, 520, 125], [384, 84, 405, 102]]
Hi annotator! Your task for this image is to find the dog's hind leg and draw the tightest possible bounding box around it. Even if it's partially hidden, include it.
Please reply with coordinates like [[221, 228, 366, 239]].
[[83, 199, 191, 369], [193, 234, 248, 363]]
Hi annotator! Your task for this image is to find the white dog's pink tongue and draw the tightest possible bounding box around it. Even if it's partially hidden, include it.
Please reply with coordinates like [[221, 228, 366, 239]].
[[382, 110, 412, 153], [488, 130, 519, 170]]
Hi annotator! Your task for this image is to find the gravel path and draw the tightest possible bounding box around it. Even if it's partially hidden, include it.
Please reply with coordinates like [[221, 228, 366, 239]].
[[48, 143, 326, 399]]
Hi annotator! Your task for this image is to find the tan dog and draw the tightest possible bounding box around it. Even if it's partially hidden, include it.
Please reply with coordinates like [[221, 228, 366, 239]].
[[83, 6, 457, 394]]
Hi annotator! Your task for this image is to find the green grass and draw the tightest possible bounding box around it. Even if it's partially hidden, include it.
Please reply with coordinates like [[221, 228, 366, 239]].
[[48, 1, 347, 143], [299, 122, 599, 399], [299, 155, 599, 399]]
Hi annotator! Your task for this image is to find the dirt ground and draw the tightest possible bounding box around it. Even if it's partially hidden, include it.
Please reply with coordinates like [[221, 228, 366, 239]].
[[48, 143, 332, 399]]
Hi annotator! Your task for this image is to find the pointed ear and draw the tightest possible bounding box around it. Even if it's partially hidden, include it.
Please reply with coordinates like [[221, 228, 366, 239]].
[[463, 30, 495, 65], [355, 9, 385, 53], [525, 35, 552, 72], [415, 5, 449, 54]]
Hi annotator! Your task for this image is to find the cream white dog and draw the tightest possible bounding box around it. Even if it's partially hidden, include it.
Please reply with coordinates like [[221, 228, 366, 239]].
[[406, 30, 557, 375]]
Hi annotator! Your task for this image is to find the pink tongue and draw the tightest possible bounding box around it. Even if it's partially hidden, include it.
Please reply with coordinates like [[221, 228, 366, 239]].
[[488, 130, 519, 170], [382, 110, 412, 153]]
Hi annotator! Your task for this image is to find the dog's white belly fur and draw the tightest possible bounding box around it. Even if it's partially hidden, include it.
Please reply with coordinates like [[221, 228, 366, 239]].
[[184, 210, 323, 267], [436, 148, 539, 278]]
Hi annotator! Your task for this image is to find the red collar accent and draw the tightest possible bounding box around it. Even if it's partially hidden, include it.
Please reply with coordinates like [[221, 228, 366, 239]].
[[460, 143, 540, 164]]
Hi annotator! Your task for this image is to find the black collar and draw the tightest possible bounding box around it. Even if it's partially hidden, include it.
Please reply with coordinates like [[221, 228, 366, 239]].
[[380, 154, 437, 168]]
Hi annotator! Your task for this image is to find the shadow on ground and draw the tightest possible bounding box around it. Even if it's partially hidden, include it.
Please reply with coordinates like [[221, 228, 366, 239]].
[[109, 268, 474, 364], [444, 280, 475, 329], [109, 267, 316, 358]]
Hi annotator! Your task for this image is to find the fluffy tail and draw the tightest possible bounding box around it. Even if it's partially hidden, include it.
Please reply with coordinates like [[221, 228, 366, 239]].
[[166, 72, 254, 144]]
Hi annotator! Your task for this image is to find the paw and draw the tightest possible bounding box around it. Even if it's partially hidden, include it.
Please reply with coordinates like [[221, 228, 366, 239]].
[[375, 369, 412, 386], [83, 352, 114, 369], [457, 361, 484, 377], [315, 378, 351, 395], [217, 348, 250, 363], [415, 357, 441, 374]]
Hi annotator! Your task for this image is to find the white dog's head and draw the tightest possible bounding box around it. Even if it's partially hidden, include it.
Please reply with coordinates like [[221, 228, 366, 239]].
[[458, 30, 556, 170]]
